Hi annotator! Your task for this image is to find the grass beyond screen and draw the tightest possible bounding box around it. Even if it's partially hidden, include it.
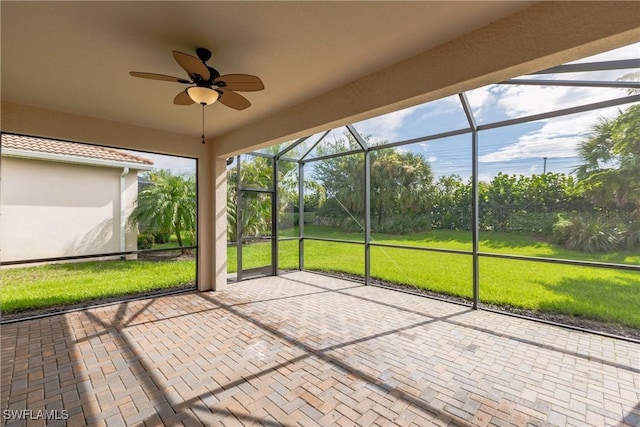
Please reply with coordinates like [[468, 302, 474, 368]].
[[2, 259, 195, 313], [4, 224, 638, 330]]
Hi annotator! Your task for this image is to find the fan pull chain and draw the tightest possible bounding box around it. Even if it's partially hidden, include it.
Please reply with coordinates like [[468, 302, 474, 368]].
[[201, 103, 205, 144]]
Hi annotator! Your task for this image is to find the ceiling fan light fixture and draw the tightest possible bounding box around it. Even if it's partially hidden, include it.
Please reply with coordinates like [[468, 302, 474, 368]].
[[186, 86, 219, 105]]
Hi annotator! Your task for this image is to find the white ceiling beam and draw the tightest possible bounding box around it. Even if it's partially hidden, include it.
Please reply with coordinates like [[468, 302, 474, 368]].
[[1, 101, 206, 159]]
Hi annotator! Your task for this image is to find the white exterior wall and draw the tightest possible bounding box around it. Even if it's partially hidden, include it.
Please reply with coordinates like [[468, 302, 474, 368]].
[[1, 156, 140, 262]]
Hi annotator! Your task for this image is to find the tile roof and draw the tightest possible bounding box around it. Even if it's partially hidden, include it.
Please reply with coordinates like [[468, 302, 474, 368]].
[[1, 134, 154, 166]]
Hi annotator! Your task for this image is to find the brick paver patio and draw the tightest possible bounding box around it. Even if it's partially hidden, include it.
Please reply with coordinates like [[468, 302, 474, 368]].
[[1, 271, 638, 426]]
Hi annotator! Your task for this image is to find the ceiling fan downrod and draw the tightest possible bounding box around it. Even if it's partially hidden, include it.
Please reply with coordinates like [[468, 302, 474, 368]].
[[201, 104, 206, 144]]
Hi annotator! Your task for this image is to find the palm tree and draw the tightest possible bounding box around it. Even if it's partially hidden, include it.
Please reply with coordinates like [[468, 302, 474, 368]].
[[130, 170, 196, 250], [227, 157, 269, 241], [313, 143, 434, 230], [576, 105, 640, 216], [370, 149, 433, 226]]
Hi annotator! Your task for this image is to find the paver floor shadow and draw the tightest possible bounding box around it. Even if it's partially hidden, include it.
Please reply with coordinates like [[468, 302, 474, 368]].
[[1, 271, 638, 426]]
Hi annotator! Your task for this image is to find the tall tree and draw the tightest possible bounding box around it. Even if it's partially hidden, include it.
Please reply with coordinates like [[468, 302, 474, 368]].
[[313, 153, 365, 229], [227, 155, 298, 241], [576, 104, 640, 216], [312, 140, 433, 230], [226, 157, 272, 241], [130, 170, 196, 249], [370, 149, 433, 227]]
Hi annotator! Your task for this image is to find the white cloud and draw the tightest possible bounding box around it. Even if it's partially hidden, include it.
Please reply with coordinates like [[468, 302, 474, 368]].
[[123, 150, 196, 174], [479, 133, 581, 163], [417, 95, 460, 117], [467, 42, 639, 123], [478, 104, 629, 163], [355, 95, 465, 143], [360, 41, 638, 143], [354, 107, 415, 142], [427, 156, 437, 163], [496, 84, 627, 119], [149, 155, 196, 174], [464, 85, 494, 121]]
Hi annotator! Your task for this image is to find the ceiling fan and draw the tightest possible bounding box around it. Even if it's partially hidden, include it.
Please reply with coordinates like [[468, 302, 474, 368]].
[[130, 47, 264, 110]]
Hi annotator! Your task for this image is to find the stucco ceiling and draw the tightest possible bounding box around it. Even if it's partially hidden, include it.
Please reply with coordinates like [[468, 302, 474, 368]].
[[1, 1, 535, 140]]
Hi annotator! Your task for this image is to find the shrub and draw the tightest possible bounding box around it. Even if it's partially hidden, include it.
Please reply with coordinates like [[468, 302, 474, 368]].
[[137, 234, 154, 249], [278, 212, 297, 229], [378, 215, 432, 235], [341, 218, 364, 233], [508, 211, 556, 234], [153, 232, 171, 244], [551, 215, 573, 246], [617, 220, 640, 250], [431, 208, 469, 231], [552, 214, 618, 253], [304, 212, 317, 225], [182, 231, 196, 247]]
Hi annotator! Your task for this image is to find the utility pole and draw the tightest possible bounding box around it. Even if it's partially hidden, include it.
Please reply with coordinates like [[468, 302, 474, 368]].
[[543, 157, 547, 174]]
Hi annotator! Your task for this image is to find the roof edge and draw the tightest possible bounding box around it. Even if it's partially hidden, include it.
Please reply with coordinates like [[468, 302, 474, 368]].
[[2, 147, 154, 171]]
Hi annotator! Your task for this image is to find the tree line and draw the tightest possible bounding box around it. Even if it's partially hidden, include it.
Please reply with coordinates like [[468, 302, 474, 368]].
[[309, 105, 639, 251], [130, 104, 640, 253]]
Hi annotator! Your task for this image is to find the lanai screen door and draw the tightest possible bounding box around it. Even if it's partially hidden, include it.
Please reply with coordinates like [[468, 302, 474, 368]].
[[236, 154, 276, 281]]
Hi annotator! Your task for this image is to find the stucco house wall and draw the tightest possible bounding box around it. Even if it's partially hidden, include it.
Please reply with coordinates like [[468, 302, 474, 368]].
[[1, 134, 153, 263]]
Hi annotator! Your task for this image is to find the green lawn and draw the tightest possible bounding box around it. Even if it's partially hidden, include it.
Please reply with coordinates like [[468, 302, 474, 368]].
[[230, 225, 640, 329], [280, 224, 640, 264], [3, 225, 639, 330], [1, 259, 195, 313]]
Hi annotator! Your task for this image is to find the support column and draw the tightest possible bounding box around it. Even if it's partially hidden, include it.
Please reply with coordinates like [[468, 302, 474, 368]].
[[213, 156, 229, 290], [198, 152, 229, 291], [196, 151, 213, 290]]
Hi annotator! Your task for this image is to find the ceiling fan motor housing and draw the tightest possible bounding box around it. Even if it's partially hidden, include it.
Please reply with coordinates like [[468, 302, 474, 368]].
[[205, 67, 221, 86], [190, 48, 220, 87], [195, 47, 212, 62]]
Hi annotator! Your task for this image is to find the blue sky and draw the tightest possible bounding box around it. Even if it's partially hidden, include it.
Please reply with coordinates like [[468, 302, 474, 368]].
[[118, 148, 196, 175], [127, 42, 639, 182], [129, 151, 197, 175], [351, 42, 639, 182]]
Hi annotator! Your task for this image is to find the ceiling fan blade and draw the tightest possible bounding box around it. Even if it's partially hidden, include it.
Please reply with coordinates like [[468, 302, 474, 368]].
[[214, 74, 264, 91], [174, 91, 194, 105], [130, 72, 191, 84], [172, 51, 210, 81], [218, 89, 251, 110]]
